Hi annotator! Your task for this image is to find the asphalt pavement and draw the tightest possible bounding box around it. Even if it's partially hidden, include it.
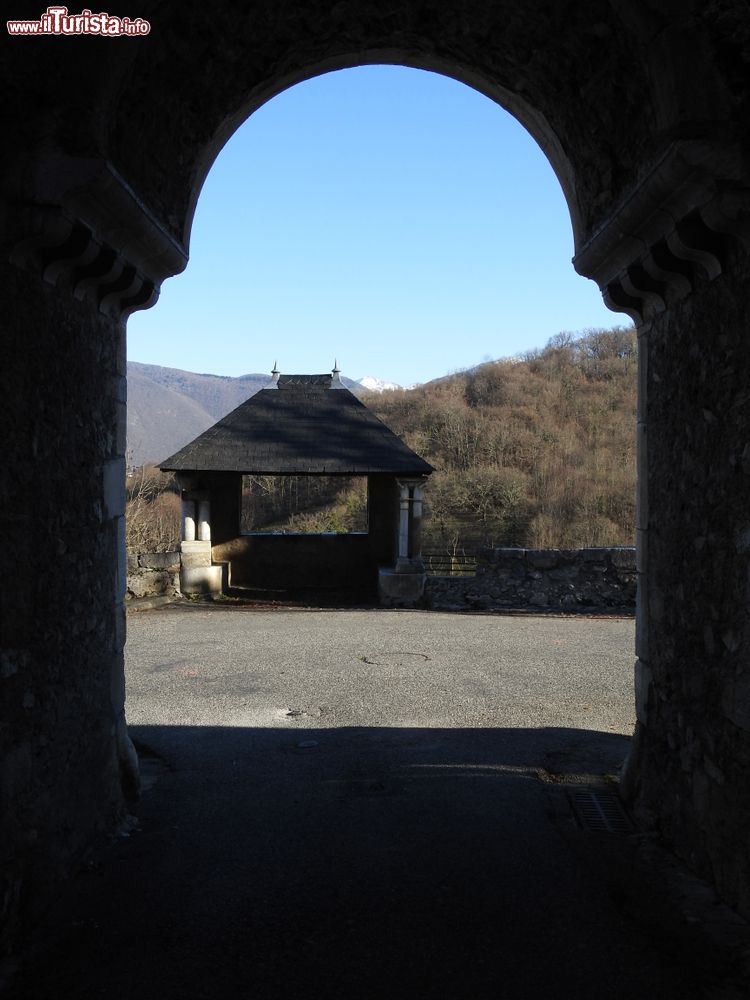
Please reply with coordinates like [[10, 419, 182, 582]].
[[11, 606, 741, 999]]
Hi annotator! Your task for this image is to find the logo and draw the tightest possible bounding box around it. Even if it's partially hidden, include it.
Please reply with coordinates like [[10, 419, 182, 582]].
[[7, 6, 151, 36]]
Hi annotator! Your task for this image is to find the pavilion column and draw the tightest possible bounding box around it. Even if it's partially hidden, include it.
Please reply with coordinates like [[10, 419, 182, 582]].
[[379, 476, 429, 607], [197, 499, 211, 541], [177, 487, 221, 596], [181, 491, 210, 542], [411, 481, 424, 559], [397, 482, 410, 561], [182, 498, 196, 541], [395, 478, 426, 572]]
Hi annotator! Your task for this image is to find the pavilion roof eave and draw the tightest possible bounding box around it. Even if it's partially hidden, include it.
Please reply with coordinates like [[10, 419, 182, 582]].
[[159, 381, 434, 477], [163, 463, 433, 476]]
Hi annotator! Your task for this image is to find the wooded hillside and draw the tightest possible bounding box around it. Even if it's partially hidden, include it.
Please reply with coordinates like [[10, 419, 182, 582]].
[[368, 327, 637, 555]]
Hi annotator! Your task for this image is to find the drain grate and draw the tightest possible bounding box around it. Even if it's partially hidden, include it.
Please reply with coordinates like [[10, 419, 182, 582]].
[[567, 788, 633, 833]]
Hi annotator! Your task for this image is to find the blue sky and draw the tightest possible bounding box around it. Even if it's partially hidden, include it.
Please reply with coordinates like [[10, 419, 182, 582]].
[[127, 65, 626, 387]]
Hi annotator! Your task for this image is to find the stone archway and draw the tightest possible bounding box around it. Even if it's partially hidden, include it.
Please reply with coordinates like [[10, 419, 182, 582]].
[[2, 0, 750, 948]]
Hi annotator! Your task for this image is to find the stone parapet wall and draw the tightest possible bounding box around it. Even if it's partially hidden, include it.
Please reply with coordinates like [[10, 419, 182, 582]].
[[126, 551, 181, 600], [425, 547, 636, 612]]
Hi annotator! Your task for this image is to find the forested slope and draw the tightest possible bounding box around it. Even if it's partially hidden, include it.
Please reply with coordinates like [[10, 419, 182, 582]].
[[368, 327, 637, 553]]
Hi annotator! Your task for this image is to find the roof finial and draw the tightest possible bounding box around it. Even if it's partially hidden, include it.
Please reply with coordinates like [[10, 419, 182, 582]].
[[331, 359, 344, 389], [269, 361, 280, 389], [332, 358, 340, 375]]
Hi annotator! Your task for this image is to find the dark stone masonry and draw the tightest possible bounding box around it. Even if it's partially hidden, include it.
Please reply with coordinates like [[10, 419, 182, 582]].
[[623, 249, 750, 916], [126, 552, 181, 601], [426, 548, 636, 613]]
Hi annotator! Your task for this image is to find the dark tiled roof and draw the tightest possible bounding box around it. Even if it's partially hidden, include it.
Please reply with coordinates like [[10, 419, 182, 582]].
[[277, 374, 332, 387], [160, 380, 433, 475]]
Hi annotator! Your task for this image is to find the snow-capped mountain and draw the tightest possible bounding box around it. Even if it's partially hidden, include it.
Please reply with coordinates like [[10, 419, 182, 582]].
[[356, 375, 402, 393]]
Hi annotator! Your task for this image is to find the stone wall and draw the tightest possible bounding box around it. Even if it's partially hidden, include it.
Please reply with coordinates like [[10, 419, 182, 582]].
[[126, 552, 181, 601], [425, 547, 636, 613]]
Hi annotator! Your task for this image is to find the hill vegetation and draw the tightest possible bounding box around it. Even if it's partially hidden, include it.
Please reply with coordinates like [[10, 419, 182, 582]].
[[367, 326, 637, 556], [126, 327, 637, 558]]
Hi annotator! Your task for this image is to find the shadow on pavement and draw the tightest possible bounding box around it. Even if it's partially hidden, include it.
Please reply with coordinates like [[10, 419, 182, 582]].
[[13, 724, 712, 1000]]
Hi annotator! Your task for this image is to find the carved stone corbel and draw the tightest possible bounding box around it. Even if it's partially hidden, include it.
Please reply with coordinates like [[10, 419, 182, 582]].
[[3, 155, 187, 318], [574, 140, 750, 325]]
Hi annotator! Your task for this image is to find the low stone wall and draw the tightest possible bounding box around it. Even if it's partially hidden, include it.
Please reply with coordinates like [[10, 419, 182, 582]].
[[425, 547, 636, 612], [126, 551, 181, 600]]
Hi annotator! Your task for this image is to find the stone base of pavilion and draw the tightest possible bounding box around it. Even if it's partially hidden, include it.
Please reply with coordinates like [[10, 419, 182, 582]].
[[378, 562, 427, 608], [179, 540, 223, 597]]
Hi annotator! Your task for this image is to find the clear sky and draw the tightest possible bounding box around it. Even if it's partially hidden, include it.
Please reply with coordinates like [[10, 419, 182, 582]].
[[127, 65, 626, 387]]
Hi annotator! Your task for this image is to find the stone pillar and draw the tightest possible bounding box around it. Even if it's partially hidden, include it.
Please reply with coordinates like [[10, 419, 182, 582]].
[[411, 481, 425, 560], [182, 498, 196, 541], [395, 478, 426, 572], [571, 142, 750, 918], [621, 257, 750, 918], [397, 481, 410, 561], [635, 322, 650, 717], [0, 262, 138, 950], [179, 492, 221, 595], [621, 321, 651, 792], [197, 499, 211, 541], [0, 151, 187, 951], [380, 477, 428, 607]]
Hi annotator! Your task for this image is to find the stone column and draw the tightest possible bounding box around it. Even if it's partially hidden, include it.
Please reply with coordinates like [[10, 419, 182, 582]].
[[395, 478, 426, 573], [621, 321, 651, 794], [380, 477, 428, 606], [197, 499, 211, 541], [397, 481, 410, 561], [570, 141, 750, 918], [634, 322, 650, 723], [182, 498, 196, 541], [179, 491, 221, 595], [410, 481, 425, 561], [0, 261, 141, 952], [0, 149, 186, 952]]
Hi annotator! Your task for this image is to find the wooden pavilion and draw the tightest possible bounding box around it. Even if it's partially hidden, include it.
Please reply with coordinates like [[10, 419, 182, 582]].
[[160, 366, 433, 604]]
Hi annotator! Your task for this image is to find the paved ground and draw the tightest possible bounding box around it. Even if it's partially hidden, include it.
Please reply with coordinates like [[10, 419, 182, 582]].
[[11, 607, 736, 998]]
